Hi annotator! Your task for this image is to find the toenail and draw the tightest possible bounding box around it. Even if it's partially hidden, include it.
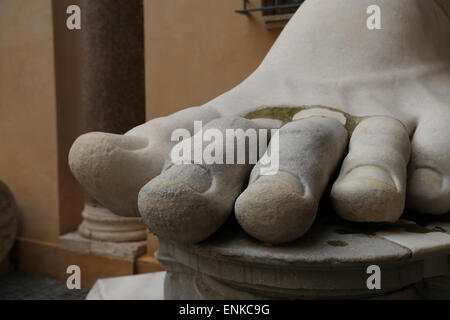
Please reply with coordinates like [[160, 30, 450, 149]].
[[340, 166, 396, 189], [164, 164, 212, 193], [408, 168, 442, 195], [251, 171, 305, 195]]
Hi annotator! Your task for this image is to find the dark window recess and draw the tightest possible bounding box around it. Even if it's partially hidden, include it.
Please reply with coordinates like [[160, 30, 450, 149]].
[[235, 0, 304, 15]]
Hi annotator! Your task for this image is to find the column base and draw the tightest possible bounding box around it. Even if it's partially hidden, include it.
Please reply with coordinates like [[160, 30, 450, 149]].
[[59, 201, 148, 260], [78, 202, 147, 242]]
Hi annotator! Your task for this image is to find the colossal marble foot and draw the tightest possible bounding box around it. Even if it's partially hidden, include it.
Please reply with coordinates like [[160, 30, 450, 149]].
[[69, 0, 450, 244]]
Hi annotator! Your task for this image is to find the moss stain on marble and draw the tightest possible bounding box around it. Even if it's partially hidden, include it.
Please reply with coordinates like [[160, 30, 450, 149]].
[[244, 105, 365, 134], [245, 106, 303, 124]]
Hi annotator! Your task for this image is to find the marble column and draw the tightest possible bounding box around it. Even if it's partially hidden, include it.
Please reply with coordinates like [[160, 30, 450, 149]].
[[61, 0, 147, 257], [81, 0, 145, 134]]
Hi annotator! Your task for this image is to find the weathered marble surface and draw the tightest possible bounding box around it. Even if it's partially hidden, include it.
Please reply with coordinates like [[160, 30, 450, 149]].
[[236, 117, 348, 243], [331, 117, 411, 223], [139, 117, 279, 243], [0, 181, 18, 274]]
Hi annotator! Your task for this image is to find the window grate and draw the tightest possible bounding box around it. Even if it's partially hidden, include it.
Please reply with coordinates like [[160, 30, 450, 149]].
[[235, 0, 304, 14]]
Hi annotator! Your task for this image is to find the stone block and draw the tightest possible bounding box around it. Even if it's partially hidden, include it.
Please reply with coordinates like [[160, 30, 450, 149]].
[[59, 231, 147, 261]]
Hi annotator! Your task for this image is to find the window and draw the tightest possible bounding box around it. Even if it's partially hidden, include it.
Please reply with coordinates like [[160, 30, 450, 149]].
[[261, 0, 303, 16], [236, 0, 304, 29]]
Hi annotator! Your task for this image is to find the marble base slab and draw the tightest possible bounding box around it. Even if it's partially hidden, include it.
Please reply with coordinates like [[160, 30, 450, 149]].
[[86, 272, 165, 300], [85, 271, 450, 300], [376, 223, 450, 260]]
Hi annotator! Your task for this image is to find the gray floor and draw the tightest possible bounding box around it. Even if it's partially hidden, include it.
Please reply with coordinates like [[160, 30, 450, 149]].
[[0, 271, 89, 300]]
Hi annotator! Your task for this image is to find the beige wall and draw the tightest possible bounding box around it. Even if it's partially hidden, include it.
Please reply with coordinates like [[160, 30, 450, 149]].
[[0, 0, 277, 279], [0, 0, 60, 242], [0, 0, 279, 258], [0, 0, 157, 282], [52, 0, 84, 236], [144, 0, 281, 120]]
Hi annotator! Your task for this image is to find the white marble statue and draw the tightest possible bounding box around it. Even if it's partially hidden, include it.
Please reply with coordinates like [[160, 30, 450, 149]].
[[69, 0, 450, 244]]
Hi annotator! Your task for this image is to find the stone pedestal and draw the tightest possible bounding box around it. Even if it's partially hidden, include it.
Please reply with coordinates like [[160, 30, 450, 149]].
[[156, 216, 450, 299]]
